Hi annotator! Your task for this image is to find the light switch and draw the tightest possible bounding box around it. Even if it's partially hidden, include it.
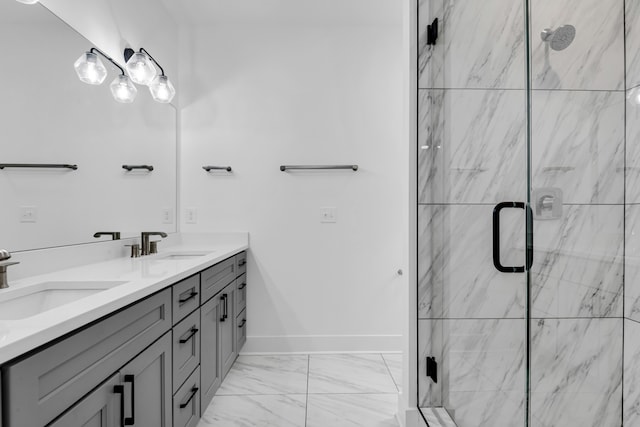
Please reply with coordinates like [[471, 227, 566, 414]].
[[20, 206, 38, 223], [162, 208, 173, 224], [185, 208, 198, 224], [320, 207, 337, 223]]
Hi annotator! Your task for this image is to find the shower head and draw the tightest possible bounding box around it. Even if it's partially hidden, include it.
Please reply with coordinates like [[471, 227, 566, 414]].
[[541, 25, 576, 51]]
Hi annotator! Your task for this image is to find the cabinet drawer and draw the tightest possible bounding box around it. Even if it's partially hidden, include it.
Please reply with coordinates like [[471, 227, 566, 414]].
[[3, 289, 171, 427], [235, 273, 247, 314], [236, 251, 247, 277], [173, 309, 201, 392], [172, 274, 200, 325], [236, 309, 247, 351], [173, 366, 201, 427], [201, 257, 236, 303]]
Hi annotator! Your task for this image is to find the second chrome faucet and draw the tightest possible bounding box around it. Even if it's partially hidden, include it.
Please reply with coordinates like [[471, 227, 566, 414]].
[[141, 232, 168, 256]]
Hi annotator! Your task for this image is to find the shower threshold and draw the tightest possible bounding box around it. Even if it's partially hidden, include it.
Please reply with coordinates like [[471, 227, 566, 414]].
[[419, 407, 458, 427]]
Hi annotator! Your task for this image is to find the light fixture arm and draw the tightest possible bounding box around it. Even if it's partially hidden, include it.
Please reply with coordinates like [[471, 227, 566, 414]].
[[139, 48, 165, 76], [89, 47, 125, 76]]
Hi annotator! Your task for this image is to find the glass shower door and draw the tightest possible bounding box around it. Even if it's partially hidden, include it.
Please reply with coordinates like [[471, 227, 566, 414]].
[[527, 0, 625, 426], [417, 0, 529, 425]]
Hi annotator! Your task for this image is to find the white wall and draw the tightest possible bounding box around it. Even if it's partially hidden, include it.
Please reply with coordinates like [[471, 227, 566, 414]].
[[180, 22, 406, 352]]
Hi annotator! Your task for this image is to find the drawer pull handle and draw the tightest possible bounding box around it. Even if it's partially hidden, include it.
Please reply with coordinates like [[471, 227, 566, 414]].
[[179, 327, 199, 343], [239, 259, 246, 267], [114, 385, 126, 427], [238, 283, 247, 289], [179, 387, 200, 409], [179, 291, 198, 304], [124, 375, 135, 425], [238, 319, 247, 328]]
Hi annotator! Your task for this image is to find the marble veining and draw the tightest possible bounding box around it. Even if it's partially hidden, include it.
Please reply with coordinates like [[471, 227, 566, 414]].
[[382, 353, 402, 392], [626, 97, 640, 203], [306, 394, 398, 427], [216, 355, 309, 395], [197, 395, 307, 427], [624, 206, 640, 321], [531, 90, 624, 204], [626, 0, 640, 89], [418, 205, 526, 319], [418, 89, 526, 205], [307, 354, 398, 394], [418, 0, 525, 89], [530, 318, 622, 427], [419, 319, 525, 426], [530, 205, 623, 318], [624, 320, 640, 426], [531, 0, 624, 90]]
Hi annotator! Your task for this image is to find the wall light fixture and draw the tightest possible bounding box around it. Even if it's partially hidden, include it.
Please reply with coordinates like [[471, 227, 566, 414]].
[[124, 47, 176, 103], [74, 48, 137, 103], [15, 0, 39, 4]]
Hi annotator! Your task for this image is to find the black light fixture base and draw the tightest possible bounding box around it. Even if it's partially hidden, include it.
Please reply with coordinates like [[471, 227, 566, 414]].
[[123, 47, 135, 63]]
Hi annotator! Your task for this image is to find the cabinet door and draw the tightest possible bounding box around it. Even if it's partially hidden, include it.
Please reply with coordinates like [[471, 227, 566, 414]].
[[200, 293, 222, 410], [220, 283, 237, 379], [120, 332, 172, 427], [48, 374, 120, 427]]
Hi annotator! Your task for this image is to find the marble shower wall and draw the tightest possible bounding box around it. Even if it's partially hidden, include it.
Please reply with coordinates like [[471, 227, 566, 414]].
[[418, 0, 627, 426]]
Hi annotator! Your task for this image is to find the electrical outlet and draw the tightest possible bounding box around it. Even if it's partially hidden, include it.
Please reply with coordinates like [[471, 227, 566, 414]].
[[20, 206, 38, 223], [320, 207, 337, 223], [161, 208, 173, 224], [185, 208, 198, 224]]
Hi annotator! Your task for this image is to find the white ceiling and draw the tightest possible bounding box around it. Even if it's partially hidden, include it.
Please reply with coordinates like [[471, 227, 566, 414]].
[[159, 0, 402, 26]]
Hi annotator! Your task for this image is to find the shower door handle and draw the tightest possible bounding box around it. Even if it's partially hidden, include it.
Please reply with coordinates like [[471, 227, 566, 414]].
[[493, 202, 530, 273]]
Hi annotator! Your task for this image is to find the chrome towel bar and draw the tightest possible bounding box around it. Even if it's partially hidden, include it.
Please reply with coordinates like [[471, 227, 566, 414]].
[[280, 165, 358, 172]]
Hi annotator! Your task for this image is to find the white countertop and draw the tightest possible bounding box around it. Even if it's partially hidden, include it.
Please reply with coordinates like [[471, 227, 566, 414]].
[[0, 233, 248, 364]]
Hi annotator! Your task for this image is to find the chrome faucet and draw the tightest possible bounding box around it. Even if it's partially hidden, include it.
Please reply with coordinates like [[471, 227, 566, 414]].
[[93, 232, 121, 240], [0, 250, 19, 289], [141, 232, 167, 256]]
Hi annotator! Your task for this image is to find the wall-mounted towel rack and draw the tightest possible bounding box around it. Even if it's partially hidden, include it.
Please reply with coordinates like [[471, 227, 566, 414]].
[[280, 165, 358, 172], [0, 163, 78, 170], [122, 165, 154, 172], [203, 166, 232, 172]]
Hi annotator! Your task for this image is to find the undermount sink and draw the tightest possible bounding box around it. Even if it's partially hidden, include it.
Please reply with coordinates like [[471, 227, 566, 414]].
[[0, 281, 127, 320], [156, 252, 212, 261]]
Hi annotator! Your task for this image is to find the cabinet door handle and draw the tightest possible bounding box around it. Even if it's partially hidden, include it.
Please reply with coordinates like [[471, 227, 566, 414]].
[[179, 386, 199, 409], [238, 319, 246, 328], [220, 294, 227, 321], [179, 291, 198, 304], [238, 283, 246, 290], [114, 385, 126, 427], [224, 293, 229, 319], [122, 375, 135, 425], [238, 259, 246, 267], [179, 327, 199, 343]]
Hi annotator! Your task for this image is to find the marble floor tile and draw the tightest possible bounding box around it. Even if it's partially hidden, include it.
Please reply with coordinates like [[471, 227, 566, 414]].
[[197, 394, 306, 427], [624, 319, 640, 426], [306, 393, 398, 427], [308, 354, 398, 394], [216, 355, 309, 395], [382, 353, 402, 392]]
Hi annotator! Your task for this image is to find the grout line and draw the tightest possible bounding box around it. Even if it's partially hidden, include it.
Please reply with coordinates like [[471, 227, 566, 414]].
[[305, 354, 310, 427], [381, 353, 401, 393]]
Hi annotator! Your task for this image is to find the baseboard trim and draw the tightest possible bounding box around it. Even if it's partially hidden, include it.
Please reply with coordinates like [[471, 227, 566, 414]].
[[241, 334, 402, 354]]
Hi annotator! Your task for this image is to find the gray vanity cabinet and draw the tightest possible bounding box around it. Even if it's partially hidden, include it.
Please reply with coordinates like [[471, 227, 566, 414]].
[[48, 374, 120, 427], [200, 293, 222, 410], [220, 282, 237, 378], [119, 332, 173, 427]]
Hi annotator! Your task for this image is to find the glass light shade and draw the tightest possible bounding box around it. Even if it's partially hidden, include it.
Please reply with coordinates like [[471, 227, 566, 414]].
[[125, 52, 157, 85], [15, 0, 39, 4], [74, 52, 107, 85], [110, 75, 137, 103], [149, 75, 176, 103]]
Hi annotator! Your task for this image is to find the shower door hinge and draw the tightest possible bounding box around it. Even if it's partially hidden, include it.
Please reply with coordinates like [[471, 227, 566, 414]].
[[426, 356, 438, 383], [427, 18, 438, 45]]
